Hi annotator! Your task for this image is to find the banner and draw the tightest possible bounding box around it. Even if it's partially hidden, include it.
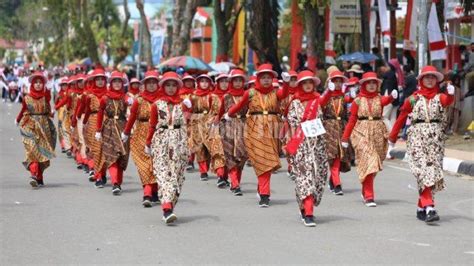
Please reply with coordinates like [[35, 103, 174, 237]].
[[378, 0, 390, 36], [369, 0, 377, 49], [403, 0, 418, 55], [330, 0, 361, 33], [290, 0, 303, 71], [232, 0, 246, 67], [150, 29, 165, 65], [325, 6, 336, 64], [428, 3, 447, 60]]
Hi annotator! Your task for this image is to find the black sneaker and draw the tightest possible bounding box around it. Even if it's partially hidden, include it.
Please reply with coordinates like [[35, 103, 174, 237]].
[[425, 210, 440, 224], [200, 173, 208, 181], [186, 162, 195, 171], [112, 184, 122, 195], [101, 176, 107, 186], [66, 151, 72, 158], [258, 195, 270, 208], [364, 199, 377, 207], [246, 161, 252, 167], [163, 210, 177, 224], [225, 179, 230, 187], [328, 179, 334, 192], [151, 193, 160, 204], [88, 171, 95, 182], [334, 185, 344, 196], [303, 216, 316, 227], [29, 176, 38, 188], [94, 179, 104, 188], [142, 196, 152, 208], [83, 165, 90, 173], [416, 209, 426, 221], [217, 178, 227, 188], [61, 148, 66, 153], [300, 209, 305, 222], [233, 187, 243, 196], [37, 180, 44, 186]]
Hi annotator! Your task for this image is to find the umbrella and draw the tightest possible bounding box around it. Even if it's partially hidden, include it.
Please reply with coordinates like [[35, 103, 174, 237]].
[[208, 62, 236, 74], [337, 52, 379, 64], [158, 56, 214, 74]]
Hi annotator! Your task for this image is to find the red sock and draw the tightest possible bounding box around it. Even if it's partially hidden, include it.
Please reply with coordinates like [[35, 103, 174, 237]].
[[257, 171, 271, 196], [87, 158, 94, 169], [419, 187, 434, 208], [330, 158, 341, 187], [109, 162, 120, 185], [216, 167, 225, 178], [198, 161, 208, 174], [161, 202, 173, 211], [362, 174, 375, 200], [229, 167, 239, 189], [303, 195, 314, 216], [188, 153, 195, 163], [143, 184, 152, 197], [29, 162, 39, 177]]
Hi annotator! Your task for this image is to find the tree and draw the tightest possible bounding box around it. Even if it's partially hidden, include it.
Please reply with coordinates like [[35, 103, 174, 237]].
[[299, 0, 328, 71], [136, 0, 153, 67], [170, 0, 211, 57], [213, 0, 243, 62], [246, 0, 282, 74]]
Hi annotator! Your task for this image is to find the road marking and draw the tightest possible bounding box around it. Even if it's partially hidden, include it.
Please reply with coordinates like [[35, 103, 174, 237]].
[[385, 163, 411, 172], [388, 238, 431, 247], [464, 251, 474, 255]]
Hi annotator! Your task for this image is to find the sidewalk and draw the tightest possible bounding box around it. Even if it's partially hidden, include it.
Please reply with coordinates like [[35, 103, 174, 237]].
[[390, 136, 474, 176]]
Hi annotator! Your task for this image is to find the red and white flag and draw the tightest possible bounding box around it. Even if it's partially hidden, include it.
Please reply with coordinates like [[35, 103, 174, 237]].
[[403, 0, 418, 56], [378, 0, 390, 37], [428, 2, 447, 60], [369, 0, 377, 49]]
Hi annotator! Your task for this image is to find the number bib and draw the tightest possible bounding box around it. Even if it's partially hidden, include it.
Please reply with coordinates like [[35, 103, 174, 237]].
[[301, 118, 326, 137]]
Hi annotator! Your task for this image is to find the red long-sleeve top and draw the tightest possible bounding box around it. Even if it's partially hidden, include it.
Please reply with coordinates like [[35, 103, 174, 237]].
[[82, 96, 92, 125], [145, 103, 159, 146], [54, 92, 71, 110], [71, 95, 87, 127], [227, 86, 289, 116], [388, 93, 454, 143], [341, 96, 394, 142]]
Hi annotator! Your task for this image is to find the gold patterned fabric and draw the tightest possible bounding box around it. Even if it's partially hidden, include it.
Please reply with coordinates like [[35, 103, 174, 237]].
[[84, 94, 104, 171], [350, 96, 388, 182], [19, 95, 56, 171], [98, 98, 130, 170], [244, 89, 282, 176], [130, 97, 156, 185], [57, 104, 71, 150], [206, 94, 226, 172], [188, 94, 212, 162]]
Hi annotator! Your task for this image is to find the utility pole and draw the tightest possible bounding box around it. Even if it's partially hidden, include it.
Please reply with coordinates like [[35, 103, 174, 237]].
[[417, 0, 430, 72], [389, 0, 397, 59]]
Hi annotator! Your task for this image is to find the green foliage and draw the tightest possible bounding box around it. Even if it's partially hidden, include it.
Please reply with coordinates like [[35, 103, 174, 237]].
[[297, 0, 331, 9]]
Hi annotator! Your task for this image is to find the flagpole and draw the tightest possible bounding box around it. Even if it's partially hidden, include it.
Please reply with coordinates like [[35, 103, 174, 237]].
[[417, 0, 430, 72]]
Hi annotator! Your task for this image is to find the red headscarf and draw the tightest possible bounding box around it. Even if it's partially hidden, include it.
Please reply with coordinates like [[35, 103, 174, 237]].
[[160, 87, 182, 104], [293, 83, 319, 103], [141, 80, 161, 103], [91, 77, 107, 99], [228, 77, 245, 96], [179, 84, 194, 96], [414, 79, 439, 99], [254, 74, 274, 94], [195, 77, 212, 96], [358, 82, 380, 98], [29, 77, 47, 99], [107, 79, 125, 100], [128, 84, 140, 95], [213, 78, 228, 97]]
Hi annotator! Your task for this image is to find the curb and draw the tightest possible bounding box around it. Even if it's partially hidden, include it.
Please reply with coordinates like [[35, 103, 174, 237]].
[[389, 149, 474, 177]]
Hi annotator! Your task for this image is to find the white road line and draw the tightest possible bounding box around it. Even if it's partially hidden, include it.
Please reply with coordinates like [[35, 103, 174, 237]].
[[385, 163, 411, 172]]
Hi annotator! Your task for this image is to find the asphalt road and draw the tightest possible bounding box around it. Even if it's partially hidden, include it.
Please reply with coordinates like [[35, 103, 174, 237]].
[[1, 102, 473, 265]]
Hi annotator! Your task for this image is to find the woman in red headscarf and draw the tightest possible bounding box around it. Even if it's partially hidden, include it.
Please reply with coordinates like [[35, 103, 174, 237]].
[[225, 63, 289, 207], [56, 77, 72, 154], [70, 74, 87, 171], [187, 74, 219, 181], [219, 69, 248, 196], [16, 71, 57, 188], [179, 73, 196, 170], [95, 71, 130, 195], [285, 70, 328, 227], [122, 70, 160, 207], [389, 66, 454, 224], [55, 76, 76, 159], [341, 72, 398, 207], [145, 71, 191, 225], [318, 70, 352, 196]]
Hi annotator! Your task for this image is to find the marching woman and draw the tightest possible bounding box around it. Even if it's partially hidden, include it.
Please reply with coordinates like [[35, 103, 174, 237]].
[[209, 73, 229, 188], [95, 71, 130, 195], [219, 69, 248, 195], [56, 77, 72, 154], [319, 70, 351, 196], [179, 73, 196, 171], [15, 71, 56, 187], [145, 71, 192, 224], [285, 70, 328, 227], [187, 74, 216, 181], [54, 76, 75, 158], [341, 72, 398, 207], [225, 63, 288, 207], [389, 66, 454, 223], [122, 70, 160, 207], [82, 69, 107, 183], [71, 74, 88, 171], [126, 78, 141, 101]]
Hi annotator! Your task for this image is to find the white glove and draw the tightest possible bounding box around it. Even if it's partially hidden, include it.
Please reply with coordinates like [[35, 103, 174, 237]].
[[446, 84, 455, 95], [342, 84, 347, 93], [95, 132, 101, 141], [328, 81, 335, 91], [350, 89, 357, 99], [281, 72, 291, 83], [182, 98, 192, 108], [70, 126, 75, 132], [224, 113, 231, 121], [388, 141, 395, 148], [144, 145, 151, 155], [14, 119, 19, 127], [391, 89, 398, 99], [121, 132, 129, 142], [127, 97, 134, 106], [341, 142, 349, 148]]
